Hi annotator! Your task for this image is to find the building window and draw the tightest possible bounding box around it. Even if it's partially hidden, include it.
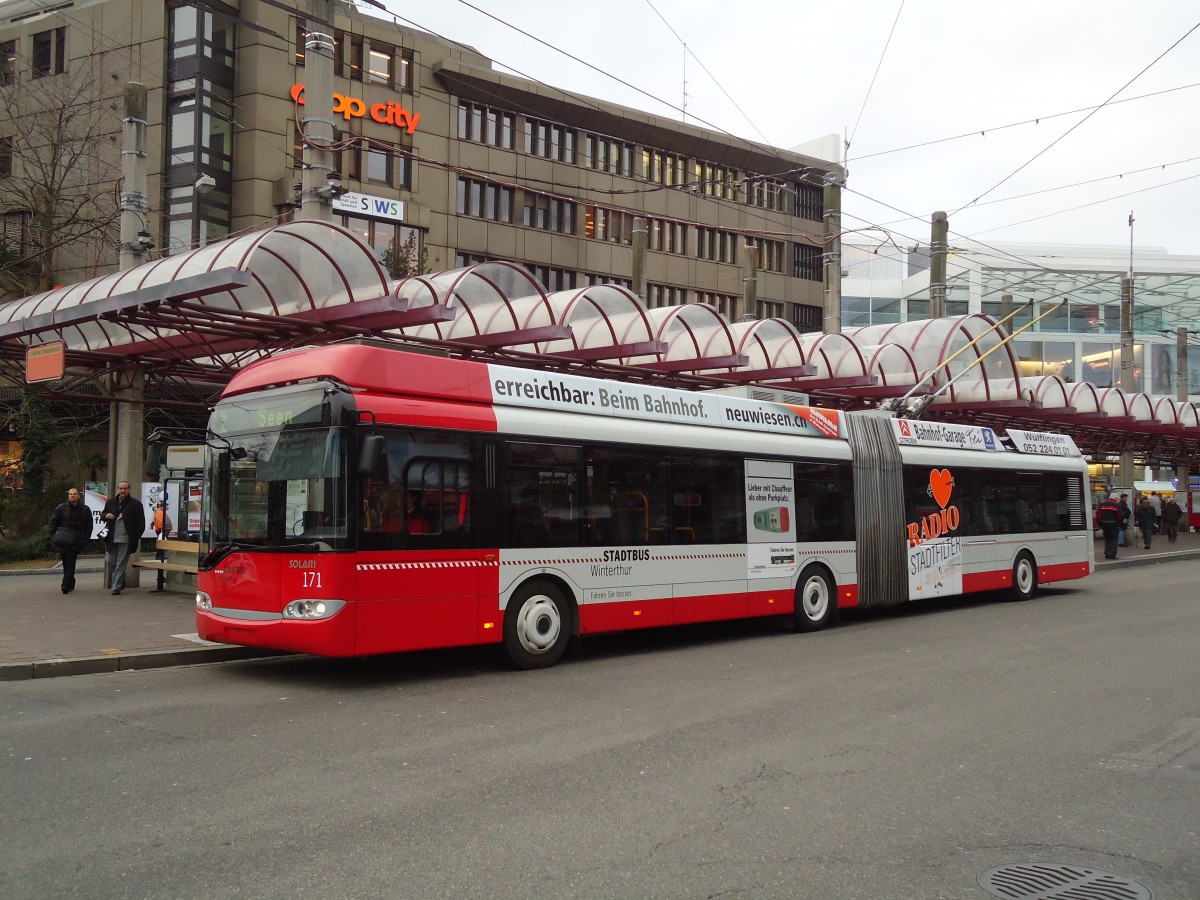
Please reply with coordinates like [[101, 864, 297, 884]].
[[648, 218, 686, 254], [583, 134, 635, 176], [163, 6, 235, 254], [794, 180, 822, 221], [642, 148, 686, 185], [792, 304, 822, 333], [695, 226, 738, 263], [365, 141, 391, 183], [523, 118, 576, 164], [582, 205, 633, 245], [1, 39, 16, 86], [338, 217, 424, 277], [696, 291, 738, 319], [746, 237, 785, 273], [757, 300, 785, 320], [646, 283, 687, 308], [522, 194, 576, 234], [0, 136, 12, 178], [693, 161, 738, 198], [455, 251, 491, 268], [458, 102, 515, 149], [528, 265, 578, 293], [747, 176, 787, 212], [582, 272, 633, 289], [457, 177, 514, 222], [31, 27, 66, 78], [368, 47, 392, 84], [1, 210, 35, 255], [793, 243, 821, 281], [396, 50, 413, 90]]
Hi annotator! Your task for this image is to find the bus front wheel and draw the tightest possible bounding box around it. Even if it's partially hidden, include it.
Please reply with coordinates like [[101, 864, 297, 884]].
[[503, 581, 572, 669], [794, 565, 836, 632], [1008, 551, 1038, 602]]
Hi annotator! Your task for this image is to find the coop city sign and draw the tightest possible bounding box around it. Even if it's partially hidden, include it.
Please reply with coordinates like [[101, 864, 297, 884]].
[[289, 84, 421, 134]]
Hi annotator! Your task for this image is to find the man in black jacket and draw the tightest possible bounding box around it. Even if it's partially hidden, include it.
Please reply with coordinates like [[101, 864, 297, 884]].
[[101, 481, 145, 595], [1096, 493, 1122, 560], [50, 486, 92, 594]]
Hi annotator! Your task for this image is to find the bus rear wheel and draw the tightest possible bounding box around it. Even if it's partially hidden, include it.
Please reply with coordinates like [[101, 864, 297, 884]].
[[1008, 551, 1038, 602], [794, 565, 836, 632], [503, 581, 572, 669]]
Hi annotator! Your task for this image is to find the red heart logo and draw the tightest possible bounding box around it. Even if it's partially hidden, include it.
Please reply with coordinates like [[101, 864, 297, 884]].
[[930, 469, 954, 508]]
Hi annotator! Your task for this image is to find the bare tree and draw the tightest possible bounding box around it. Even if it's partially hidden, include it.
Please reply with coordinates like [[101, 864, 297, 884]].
[[0, 53, 122, 300]]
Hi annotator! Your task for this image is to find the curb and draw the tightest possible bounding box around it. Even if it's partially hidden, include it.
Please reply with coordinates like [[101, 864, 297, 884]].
[[0, 644, 289, 681], [0, 564, 105, 576], [1093, 547, 1200, 570]]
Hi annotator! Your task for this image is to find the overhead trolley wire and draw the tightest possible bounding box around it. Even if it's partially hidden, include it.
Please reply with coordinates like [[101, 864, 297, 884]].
[[950, 18, 1200, 216]]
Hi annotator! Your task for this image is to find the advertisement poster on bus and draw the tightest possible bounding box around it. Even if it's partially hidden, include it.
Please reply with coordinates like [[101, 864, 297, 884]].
[[906, 467, 964, 600], [745, 460, 797, 579], [488, 365, 841, 441]]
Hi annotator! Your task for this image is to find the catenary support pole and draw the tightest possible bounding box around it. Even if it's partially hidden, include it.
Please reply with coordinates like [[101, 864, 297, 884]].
[[631, 217, 647, 302], [741, 240, 757, 322], [298, 0, 336, 222], [1178, 327, 1189, 403], [1119, 275, 1136, 484], [822, 173, 843, 333], [929, 210, 948, 319]]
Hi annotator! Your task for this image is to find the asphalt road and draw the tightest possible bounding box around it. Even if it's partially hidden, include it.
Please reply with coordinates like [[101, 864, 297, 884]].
[[1, 565, 1197, 900]]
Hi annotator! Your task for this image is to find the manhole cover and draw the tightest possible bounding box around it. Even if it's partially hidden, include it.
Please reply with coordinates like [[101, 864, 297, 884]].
[[978, 863, 1152, 899]]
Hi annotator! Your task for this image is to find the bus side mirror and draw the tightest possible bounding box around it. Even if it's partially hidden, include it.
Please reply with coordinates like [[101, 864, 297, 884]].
[[359, 434, 387, 479], [145, 442, 163, 478]]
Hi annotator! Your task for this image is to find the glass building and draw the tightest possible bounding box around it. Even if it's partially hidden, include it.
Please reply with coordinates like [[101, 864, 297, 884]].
[[842, 241, 1200, 401]]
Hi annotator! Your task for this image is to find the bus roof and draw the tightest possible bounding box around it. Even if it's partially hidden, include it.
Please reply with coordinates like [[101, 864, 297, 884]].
[[224, 344, 1080, 456]]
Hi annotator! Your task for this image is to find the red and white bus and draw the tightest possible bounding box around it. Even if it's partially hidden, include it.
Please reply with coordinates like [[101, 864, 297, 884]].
[[192, 343, 1093, 668]]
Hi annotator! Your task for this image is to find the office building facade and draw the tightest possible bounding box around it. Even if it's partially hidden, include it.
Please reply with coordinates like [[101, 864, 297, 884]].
[[1, 0, 835, 328]]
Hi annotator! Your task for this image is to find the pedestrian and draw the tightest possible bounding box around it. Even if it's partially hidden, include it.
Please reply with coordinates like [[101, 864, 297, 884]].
[[152, 500, 171, 537], [49, 486, 92, 594], [1117, 494, 1132, 547], [1096, 493, 1122, 560], [1148, 491, 1162, 534], [1136, 496, 1156, 550], [101, 480, 145, 595], [1162, 495, 1183, 543]]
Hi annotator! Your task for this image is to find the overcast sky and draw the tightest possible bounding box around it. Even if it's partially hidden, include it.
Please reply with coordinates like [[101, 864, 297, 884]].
[[381, 0, 1200, 258]]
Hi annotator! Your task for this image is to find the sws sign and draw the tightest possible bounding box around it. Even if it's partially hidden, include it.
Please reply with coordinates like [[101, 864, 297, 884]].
[[290, 84, 420, 134]]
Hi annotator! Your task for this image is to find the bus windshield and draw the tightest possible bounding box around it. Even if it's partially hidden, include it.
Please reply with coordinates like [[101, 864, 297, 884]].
[[206, 387, 350, 550]]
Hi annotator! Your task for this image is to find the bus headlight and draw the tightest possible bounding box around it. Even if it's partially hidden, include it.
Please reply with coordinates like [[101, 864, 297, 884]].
[[196, 591, 212, 611], [283, 599, 346, 620]]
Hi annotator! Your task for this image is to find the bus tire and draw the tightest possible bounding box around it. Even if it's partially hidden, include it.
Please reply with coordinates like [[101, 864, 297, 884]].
[[503, 580, 572, 669], [1008, 551, 1037, 602], [794, 565, 836, 632]]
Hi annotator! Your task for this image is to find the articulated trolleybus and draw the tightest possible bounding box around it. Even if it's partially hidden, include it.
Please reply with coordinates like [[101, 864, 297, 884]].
[[194, 344, 1093, 668]]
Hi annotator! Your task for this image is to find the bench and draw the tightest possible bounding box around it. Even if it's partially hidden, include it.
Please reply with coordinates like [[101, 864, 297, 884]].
[[132, 560, 199, 574], [131, 539, 203, 590]]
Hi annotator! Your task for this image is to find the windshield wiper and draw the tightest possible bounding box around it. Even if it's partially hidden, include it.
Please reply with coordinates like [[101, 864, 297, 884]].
[[199, 540, 259, 569], [200, 539, 329, 569]]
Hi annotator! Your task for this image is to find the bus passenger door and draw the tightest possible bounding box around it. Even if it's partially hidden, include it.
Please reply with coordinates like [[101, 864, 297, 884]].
[[355, 437, 483, 654]]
